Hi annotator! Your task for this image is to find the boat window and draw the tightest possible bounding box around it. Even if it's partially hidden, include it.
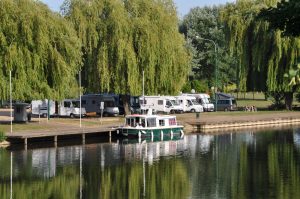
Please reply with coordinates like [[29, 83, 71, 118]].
[[126, 118, 130, 126], [188, 100, 193, 106], [147, 118, 156, 127], [159, 120, 165, 126], [169, 118, 176, 126], [130, 118, 135, 127], [141, 118, 146, 127]]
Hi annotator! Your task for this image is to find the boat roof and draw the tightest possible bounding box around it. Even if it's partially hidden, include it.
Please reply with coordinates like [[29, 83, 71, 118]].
[[125, 114, 176, 119]]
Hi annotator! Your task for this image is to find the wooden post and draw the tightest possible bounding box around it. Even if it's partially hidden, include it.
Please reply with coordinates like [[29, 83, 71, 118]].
[[82, 134, 85, 145], [54, 136, 57, 148]]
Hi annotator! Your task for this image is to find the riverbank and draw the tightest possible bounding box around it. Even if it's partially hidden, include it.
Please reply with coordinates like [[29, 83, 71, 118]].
[[1, 109, 300, 146]]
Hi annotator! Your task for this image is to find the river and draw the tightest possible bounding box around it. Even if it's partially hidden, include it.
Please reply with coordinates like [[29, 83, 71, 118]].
[[1, 128, 300, 199]]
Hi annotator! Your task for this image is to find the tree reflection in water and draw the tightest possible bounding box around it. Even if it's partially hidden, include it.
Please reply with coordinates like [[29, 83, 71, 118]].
[[1, 129, 300, 198]]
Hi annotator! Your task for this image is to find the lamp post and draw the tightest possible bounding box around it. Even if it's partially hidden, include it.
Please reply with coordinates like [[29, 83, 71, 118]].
[[195, 36, 218, 111], [6, 38, 15, 133]]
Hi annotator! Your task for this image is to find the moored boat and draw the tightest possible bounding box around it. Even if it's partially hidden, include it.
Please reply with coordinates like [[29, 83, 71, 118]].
[[117, 111, 184, 138]]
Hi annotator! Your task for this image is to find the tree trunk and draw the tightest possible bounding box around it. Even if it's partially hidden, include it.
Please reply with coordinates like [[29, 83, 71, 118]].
[[284, 92, 293, 110], [121, 94, 131, 116]]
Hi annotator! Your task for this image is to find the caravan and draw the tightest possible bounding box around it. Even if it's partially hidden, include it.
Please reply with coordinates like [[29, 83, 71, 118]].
[[181, 93, 214, 112], [140, 96, 183, 114], [176, 96, 204, 113], [81, 94, 119, 116], [31, 99, 86, 118]]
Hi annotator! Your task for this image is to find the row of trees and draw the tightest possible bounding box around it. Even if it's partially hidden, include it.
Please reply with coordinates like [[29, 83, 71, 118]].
[[181, 0, 299, 109], [0, 0, 299, 110], [0, 0, 190, 101]]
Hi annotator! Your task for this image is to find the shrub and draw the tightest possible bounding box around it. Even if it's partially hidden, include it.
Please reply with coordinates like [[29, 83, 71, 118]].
[[0, 131, 6, 142]]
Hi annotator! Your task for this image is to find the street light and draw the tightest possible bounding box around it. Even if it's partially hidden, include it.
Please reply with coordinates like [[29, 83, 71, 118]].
[[195, 36, 218, 111], [6, 38, 15, 133]]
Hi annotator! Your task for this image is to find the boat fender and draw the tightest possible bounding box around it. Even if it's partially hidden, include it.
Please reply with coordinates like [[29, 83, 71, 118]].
[[141, 130, 147, 134], [161, 130, 164, 140], [138, 131, 141, 138], [180, 130, 184, 138], [117, 130, 119, 134], [151, 131, 154, 138], [170, 130, 173, 139]]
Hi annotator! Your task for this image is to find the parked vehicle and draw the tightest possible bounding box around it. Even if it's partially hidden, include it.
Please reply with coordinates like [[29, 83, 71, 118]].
[[81, 94, 119, 116], [213, 93, 237, 111], [31, 100, 55, 117], [176, 95, 203, 112], [112, 94, 141, 115], [140, 96, 183, 114], [181, 93, 214, 112], [31, 99, 86, 118]]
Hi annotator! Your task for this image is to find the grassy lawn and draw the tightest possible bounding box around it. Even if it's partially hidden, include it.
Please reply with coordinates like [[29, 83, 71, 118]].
[[236, 99, 272, 109], [0, 117, 124, 133]]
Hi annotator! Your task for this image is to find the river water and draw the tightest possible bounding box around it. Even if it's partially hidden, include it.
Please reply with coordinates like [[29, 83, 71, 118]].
[[1, 128, 300, 199]]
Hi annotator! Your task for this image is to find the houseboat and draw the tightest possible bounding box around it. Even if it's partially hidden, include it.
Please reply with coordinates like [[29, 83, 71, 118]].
[[117, 111, 184, 138]]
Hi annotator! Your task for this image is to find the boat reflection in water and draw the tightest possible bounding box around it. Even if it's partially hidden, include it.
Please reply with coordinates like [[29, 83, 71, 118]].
[[2, 128, 300, 198]]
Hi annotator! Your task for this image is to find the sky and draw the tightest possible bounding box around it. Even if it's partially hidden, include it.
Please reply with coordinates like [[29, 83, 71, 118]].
[[41, 0, 235, 17]]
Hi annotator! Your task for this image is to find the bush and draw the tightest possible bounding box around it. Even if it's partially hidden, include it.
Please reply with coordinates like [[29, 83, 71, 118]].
[[0, 131, 6, 142]]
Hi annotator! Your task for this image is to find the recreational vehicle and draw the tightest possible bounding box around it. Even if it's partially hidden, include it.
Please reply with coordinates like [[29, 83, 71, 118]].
[[31, 99, 86, 118], [181, 93, 214, 112], [112, 95, 141, 114], [140, 96, 183, 114], [176, 95, 204, 112], [81, 94, 119, 116]]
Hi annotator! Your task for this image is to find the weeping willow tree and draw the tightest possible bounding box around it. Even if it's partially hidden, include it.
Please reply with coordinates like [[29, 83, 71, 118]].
[[220, 0, 300, 109], [62, 0, 191, 96], [0, 0, 82, 101]]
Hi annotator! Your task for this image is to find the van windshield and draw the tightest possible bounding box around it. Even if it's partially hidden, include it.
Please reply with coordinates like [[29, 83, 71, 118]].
[[202, 98, 210, 104], [191, 99, 200, 105], [72, 101, 80, 108], [170, 100, 180, 106]]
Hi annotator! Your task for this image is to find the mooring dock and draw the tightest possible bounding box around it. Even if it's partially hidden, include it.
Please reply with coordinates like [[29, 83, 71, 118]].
[[5, 125, 117, 148], [188, 117, 300, 132]]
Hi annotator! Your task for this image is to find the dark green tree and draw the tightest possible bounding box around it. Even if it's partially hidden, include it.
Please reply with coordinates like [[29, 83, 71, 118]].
[[258, 0, 300, 37], [180, 6, 237, 92], [220, 0, 300, 109], [0, 0, 82, 100]]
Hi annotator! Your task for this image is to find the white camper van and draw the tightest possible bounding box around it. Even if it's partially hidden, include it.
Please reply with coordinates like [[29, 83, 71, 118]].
[[176, 95, 204, 113], [31, 99, 86, 118], [181, 93, 214, 112], [140, 96, 183, 114]]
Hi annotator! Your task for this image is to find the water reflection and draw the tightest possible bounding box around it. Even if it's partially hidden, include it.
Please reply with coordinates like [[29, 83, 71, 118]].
[[1, 128, 300, 198]]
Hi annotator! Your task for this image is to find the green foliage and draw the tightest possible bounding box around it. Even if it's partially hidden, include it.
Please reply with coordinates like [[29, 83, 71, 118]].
[[258, 0, 300, 37], [63, 0, 191, 96], [181, 82, 192, 93], [180, 6, 237, 90], [220, 0, 300, 93], [0, 0, 82, 100], [0, 131, 6, 142]]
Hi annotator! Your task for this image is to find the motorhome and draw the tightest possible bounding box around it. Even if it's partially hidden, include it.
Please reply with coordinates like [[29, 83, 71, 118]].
[[112, 95, 141, 114], [31, 99, 86, 118], [181, 93, 214, 112], [176, 95, 204, 113], [140, 96, 183, 114], [81, 94, 119, 116]]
